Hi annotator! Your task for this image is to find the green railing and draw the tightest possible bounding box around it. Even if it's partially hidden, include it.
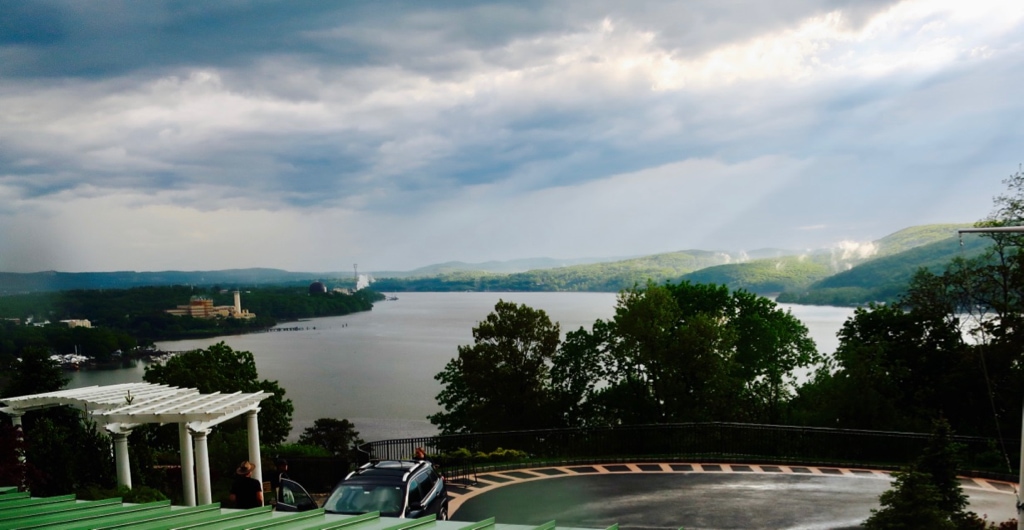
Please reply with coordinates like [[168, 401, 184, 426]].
[[357, 423, 1016, 485]]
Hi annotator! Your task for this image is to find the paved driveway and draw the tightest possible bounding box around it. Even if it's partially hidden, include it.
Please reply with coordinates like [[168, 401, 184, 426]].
[[449, 463, 1017, 530]]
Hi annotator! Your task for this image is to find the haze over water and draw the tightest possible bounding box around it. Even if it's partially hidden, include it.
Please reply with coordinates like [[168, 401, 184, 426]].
[[67, 292, 853, 442]]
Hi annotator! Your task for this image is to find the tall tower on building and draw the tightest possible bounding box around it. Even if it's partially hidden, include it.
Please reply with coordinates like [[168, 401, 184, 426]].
[[233, 291, 241, 315]]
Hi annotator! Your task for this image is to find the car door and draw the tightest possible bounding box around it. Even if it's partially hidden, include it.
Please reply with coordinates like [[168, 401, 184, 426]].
[[276, 478, 319, 512], [405, 468, 444, 519], [420, 468, 447, 519], [404, 473, 424, 518]]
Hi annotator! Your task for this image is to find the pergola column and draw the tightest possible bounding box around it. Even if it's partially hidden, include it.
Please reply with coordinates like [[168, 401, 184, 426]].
[[191, 428, 213, 505], [8, 411, 24, 462], [112, 431, 132, 490], [7, 411, 26, 489], [246, 409, 262, 483], [178, 423, 196, 507]]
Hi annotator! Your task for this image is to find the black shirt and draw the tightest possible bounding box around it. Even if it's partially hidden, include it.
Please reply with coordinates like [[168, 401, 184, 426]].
[[230, 476, 263, 509]]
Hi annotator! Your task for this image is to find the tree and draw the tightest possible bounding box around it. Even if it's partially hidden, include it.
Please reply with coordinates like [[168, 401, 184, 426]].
[[800, 169, 1024, 437], [430, 300, 560, 434], [0, 346, 68, 398], [297, 418, 364, 457], [915, 419, 971, 526], [550, 319, 614, 427], [22, 413, 117, 497], [144, 342, 294, 445], [551, 281, 821, 426], [722, 289, 820, 423], [0, 345, 119, 497], [863, 419, 980, 530], [604, 282, 740, 423], [862, 470, 956, 530]]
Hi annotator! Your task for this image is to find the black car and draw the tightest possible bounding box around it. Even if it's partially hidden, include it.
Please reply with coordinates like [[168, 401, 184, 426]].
[[278, 460, 449, 519], [322, 460, 449, 520]]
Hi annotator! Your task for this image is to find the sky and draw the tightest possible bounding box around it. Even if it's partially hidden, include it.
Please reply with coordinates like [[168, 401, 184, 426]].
[[1, 0, 1022, 273]]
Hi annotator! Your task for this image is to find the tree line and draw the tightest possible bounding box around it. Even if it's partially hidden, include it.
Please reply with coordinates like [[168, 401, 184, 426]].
[[432, 169, 1024, 448], [430, 250, 1024, 442], [430, 282, 821, 433], [0, 285, 382, 347]]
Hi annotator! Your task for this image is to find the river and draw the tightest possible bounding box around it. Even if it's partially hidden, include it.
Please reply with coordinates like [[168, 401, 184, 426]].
[[66, 292, 853, 442]]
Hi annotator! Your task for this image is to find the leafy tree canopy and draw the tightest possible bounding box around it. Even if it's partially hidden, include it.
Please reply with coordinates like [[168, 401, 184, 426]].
[[863, 419, 977, 530], [0, 345, 68, 399], [430, 300, 561, 434], [297, 418, 364, 457], [553, 281, 821, 426], [433, 283, 822, 433]]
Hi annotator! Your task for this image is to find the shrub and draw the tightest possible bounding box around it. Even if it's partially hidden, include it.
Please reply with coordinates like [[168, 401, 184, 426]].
[[440, 447, 529, 463]]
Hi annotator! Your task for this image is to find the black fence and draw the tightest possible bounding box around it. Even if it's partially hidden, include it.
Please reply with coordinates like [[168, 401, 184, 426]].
[[357, 423, 1017, 485]]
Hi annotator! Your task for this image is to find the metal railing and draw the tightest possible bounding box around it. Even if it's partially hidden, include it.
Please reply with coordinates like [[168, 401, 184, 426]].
[[357, 423, 1016, 486]]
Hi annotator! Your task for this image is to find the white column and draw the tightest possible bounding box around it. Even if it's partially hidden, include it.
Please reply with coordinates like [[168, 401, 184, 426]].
[[9, 412, 24, 463], [179, 423, 196, 507], [9, 412, 25, 489], [246, 409, 263, 483], [192, 429, 213, 505], [112, 432, 132, 490]]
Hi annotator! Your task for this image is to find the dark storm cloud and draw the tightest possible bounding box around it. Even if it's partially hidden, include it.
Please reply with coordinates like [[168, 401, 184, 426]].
[[0, 0, 560, 80], [0, 0, 903, 79], [0, 0, 1021, 271], [0, 0, 346, 77]]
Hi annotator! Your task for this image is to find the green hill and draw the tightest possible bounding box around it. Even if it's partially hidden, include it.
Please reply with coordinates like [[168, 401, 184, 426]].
[[678, 224, 972, 297], [371, 250, 748, 292], [373, 256, 629, 277], [681, 255, 835, 294], [370, 224, 973, 296], [873, 223, 971, 257], [776, 234, 989, 306]]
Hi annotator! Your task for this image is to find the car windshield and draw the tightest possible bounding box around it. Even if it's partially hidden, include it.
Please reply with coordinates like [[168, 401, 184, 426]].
[[324, 484, 404, 517]]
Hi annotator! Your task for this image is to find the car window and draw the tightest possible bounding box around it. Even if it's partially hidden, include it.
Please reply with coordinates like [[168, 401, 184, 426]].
[[325, 484, 404, 517], [419, 470, 438, 502], [407, 475, 423, 505], [278, 478, 318, 512]]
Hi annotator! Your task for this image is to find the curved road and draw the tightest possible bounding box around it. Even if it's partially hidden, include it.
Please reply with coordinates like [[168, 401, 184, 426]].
[[448, 463, 1017, 530]]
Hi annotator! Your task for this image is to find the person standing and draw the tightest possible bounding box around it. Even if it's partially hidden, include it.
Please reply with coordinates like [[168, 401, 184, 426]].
[[269, 458, 290, 506], [229, 461, 264, 509]]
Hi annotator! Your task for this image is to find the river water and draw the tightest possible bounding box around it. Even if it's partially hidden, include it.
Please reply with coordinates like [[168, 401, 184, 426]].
[[66, 292, 853, 442]]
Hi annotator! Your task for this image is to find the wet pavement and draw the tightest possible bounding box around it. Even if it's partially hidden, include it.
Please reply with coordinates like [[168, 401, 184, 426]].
[[448, 463, 1018, 530]]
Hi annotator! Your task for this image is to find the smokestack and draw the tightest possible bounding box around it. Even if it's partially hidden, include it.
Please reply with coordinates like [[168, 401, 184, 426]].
[[234, 291, 241, 314]]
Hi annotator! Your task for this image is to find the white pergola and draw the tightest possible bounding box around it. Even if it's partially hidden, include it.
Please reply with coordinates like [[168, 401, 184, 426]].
[[0, 382, 268, 506]]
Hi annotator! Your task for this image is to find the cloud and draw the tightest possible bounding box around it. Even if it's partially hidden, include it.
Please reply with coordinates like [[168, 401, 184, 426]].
[[0, 0, 1021, 271]]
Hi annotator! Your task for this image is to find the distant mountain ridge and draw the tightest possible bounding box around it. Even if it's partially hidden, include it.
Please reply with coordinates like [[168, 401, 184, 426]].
[[373, 256, 632, 277], [0, 268, 333, 295], [0, 224, 982, 305]]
